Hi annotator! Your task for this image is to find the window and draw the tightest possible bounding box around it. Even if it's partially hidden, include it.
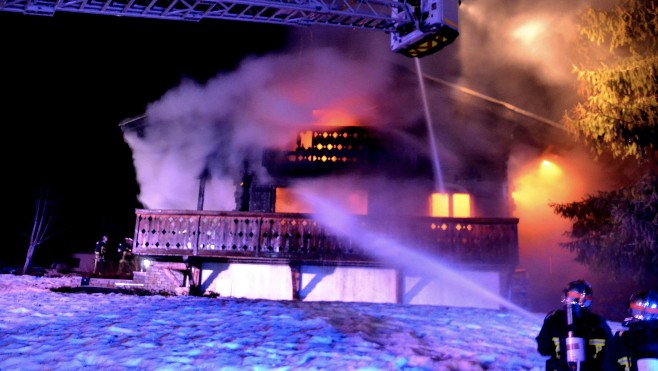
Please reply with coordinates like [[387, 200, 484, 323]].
[[430, 192, 471, 217]]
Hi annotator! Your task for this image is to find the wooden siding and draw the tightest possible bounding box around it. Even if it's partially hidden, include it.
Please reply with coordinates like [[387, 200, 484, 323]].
[[133, 209, 519, 268]]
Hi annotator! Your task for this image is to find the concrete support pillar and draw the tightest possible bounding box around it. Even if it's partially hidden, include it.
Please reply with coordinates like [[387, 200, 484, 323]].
[[396, 269, 404, 304], [290, 262, 301, 300]]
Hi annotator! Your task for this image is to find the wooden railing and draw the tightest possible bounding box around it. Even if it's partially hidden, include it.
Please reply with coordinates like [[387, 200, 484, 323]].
[[132, 209, 519, 268]]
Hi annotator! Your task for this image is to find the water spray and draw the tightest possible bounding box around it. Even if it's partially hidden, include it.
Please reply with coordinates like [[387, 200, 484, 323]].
[[414, 58, 445, 193], [396, 62, 568, 132], [297, 188, 543, 321]]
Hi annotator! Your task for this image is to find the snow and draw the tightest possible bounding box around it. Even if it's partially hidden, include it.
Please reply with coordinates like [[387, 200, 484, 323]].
[[0, 274, 625, 370]]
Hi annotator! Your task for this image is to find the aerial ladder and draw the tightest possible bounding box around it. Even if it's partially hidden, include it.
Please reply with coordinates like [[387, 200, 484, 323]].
[[0, 0, 459, 58]]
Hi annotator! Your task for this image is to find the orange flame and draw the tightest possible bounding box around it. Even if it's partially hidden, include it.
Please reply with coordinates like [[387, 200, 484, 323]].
[[311, 109, 361, 127]]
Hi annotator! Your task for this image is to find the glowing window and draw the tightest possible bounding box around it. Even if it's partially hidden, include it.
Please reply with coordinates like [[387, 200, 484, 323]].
[[452, 193, 471, 217], [430, 193, 450, 217], [430, 193, 472, 217], [299, 131, 313, 149]]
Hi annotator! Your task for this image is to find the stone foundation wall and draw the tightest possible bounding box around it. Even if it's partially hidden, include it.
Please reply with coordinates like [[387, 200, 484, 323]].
[[134, 263, 189, 295]]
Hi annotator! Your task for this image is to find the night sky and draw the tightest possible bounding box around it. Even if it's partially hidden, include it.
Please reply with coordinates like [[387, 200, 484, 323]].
[[1, 2, 573, 269], [1, 10, 290, 265], [0, 2, 592, 271]]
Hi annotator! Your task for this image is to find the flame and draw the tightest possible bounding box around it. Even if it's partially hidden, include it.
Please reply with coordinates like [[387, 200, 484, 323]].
[[511, 156, 579, 246], [539, 159, 563, 178], [298, 131, 313, 149], [512, 158, 569, 213], [312, 109, 361, 127]]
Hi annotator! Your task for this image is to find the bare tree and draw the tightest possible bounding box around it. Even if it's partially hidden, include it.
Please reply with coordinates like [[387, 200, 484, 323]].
[[22, 189, 56, 275]]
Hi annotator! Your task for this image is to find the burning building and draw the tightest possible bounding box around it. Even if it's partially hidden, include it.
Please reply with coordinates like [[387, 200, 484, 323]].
[[117, 50, 570, 309], [119, 106, 565, 309]]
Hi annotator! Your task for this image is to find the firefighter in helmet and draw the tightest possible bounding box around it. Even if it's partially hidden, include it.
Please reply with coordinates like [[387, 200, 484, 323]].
[[116, 237, 135, 277], [536, 279, 613, 370], [604, 289, 658, 371], [93, 235, 109, 276]]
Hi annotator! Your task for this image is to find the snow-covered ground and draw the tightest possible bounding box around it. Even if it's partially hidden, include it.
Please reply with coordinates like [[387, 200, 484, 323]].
[[0, 274, 624, 370]]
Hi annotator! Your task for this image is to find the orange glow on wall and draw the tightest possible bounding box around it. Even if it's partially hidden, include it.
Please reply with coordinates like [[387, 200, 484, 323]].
[[275, 187, 368, 215], [311, 109, 360, 127], [275, 188, 313, 214]]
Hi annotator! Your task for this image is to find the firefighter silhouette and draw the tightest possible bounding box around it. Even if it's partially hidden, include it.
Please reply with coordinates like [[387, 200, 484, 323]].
[[604, 289, 658, 371], [536, 280, 613, 371], [116, 238, 135, 277], [93, 235, 108, 276]]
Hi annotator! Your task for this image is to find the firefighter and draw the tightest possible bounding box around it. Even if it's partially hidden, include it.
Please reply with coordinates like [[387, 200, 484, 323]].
[[93, 235, 108, 276], [536, 279, 613, 371], [604, 289, 658, 371], [116, 237, 135, 277]]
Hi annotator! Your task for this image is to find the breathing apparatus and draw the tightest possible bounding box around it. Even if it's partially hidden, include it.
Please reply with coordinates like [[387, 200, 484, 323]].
[[562, 280, 593, 371]]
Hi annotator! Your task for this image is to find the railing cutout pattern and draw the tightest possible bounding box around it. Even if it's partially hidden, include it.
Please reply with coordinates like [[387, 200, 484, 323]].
[[133, 209, 519, 266]]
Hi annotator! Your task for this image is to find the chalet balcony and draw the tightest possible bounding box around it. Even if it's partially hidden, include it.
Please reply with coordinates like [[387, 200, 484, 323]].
[[132, 209, 519, 270]]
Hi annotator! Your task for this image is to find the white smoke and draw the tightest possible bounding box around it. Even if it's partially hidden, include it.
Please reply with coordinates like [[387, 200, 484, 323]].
[[121, 0, 629, 212], [123, 0, 621, 213], [124, 46, 411, 210]]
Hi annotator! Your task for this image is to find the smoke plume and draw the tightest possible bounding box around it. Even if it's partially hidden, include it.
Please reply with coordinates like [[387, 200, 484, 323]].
[[123, 46, 418, 210]]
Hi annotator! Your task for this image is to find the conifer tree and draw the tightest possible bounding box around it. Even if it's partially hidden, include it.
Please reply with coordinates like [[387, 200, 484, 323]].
[[552, 0, 657, 282]]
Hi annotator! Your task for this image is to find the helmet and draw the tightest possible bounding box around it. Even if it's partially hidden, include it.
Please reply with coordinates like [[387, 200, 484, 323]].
[[562, 280, 593, 309], [627, 289, 658, 322]]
